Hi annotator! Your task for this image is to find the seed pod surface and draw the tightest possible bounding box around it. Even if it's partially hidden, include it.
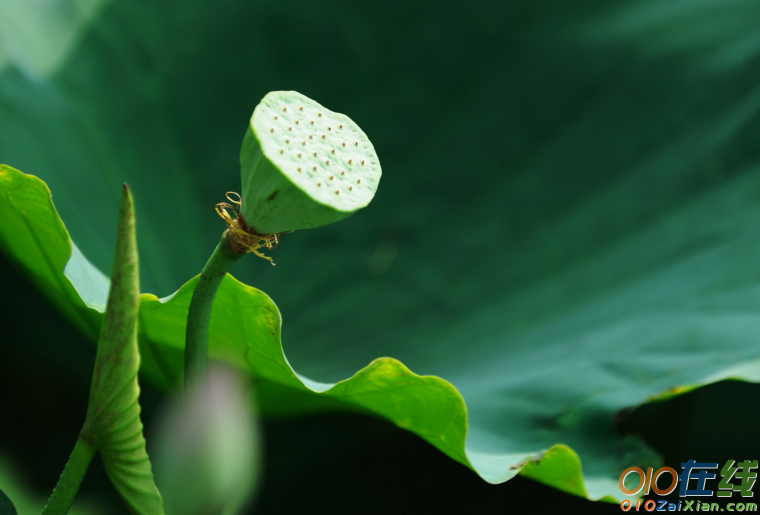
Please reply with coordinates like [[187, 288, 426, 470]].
[[240, 91, 381, 234]]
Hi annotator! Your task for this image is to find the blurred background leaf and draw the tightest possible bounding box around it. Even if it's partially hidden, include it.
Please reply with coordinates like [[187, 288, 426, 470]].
[[2, 0, 760, 510], [0, 485, 17, 515]]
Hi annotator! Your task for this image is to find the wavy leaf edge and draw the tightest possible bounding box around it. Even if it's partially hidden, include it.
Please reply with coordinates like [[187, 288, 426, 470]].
[[7, 164, 754, 504]]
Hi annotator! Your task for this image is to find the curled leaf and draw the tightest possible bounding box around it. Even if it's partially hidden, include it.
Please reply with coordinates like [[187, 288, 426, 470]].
[[82, 186, 163, 515]]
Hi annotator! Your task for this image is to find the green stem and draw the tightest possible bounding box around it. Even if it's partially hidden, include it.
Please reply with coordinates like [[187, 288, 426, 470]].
[[185, 230, 244, 389], [42, 436, 96, 515]]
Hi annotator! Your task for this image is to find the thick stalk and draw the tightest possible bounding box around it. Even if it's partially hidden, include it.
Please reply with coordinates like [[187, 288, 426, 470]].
[[185, 231, 244, 388], [42, 436, 96, 515]]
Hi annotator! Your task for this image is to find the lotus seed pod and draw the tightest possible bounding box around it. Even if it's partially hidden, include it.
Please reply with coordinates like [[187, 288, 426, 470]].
[[240, 91, 381, 234]]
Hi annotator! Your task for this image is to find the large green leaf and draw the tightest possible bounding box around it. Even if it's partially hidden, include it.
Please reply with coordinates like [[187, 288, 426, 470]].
[[2, 0, 760, 503]]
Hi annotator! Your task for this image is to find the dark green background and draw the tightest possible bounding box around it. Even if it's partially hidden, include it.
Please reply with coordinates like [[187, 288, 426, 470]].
[[2, 0, 760, 512]]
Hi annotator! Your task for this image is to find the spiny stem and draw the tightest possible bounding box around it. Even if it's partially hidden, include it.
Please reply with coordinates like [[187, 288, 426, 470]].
[[185, 230, 244, 389], [42, 436, 96, 515]]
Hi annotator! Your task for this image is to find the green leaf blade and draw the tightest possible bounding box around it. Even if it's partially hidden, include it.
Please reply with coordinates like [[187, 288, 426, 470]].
[[0, 167, 611, 500]]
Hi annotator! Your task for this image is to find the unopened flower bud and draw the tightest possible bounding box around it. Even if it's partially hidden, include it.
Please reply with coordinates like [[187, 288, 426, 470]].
[[153, 365, 260, 515]]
